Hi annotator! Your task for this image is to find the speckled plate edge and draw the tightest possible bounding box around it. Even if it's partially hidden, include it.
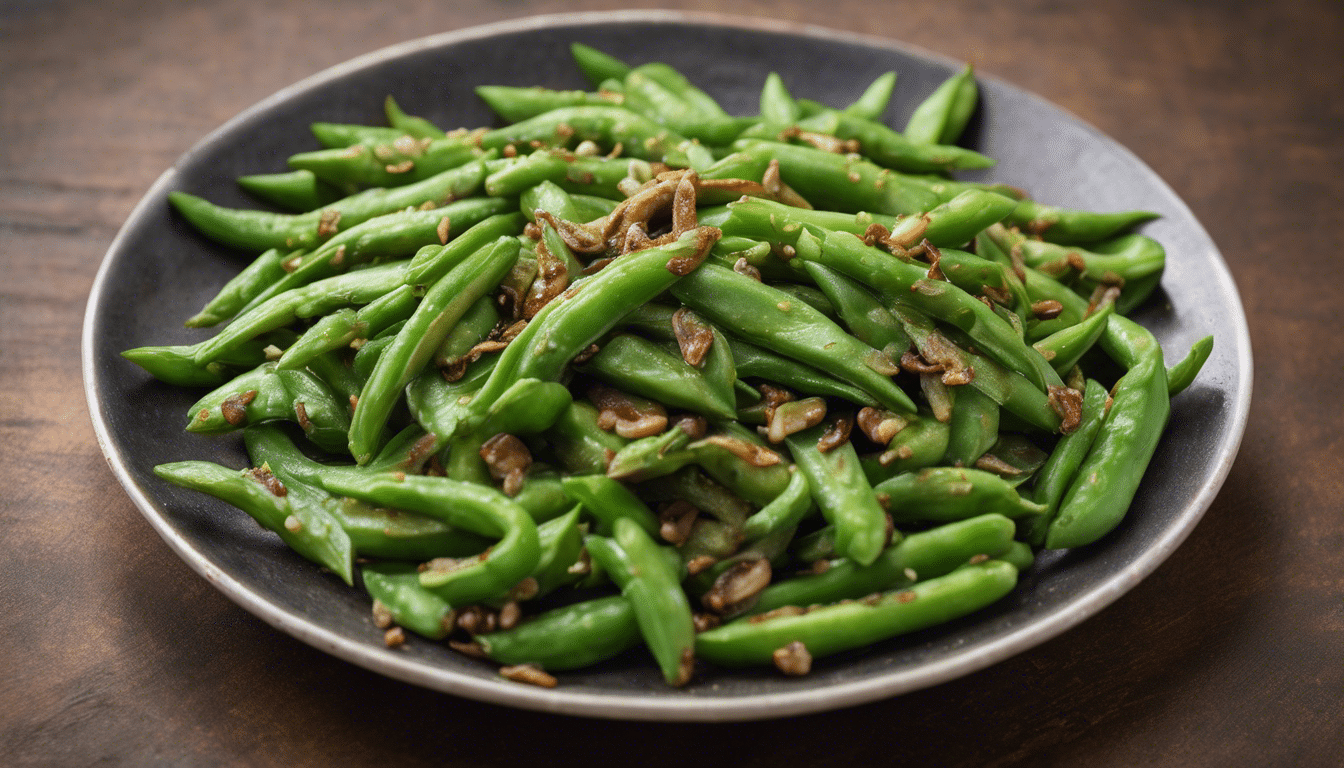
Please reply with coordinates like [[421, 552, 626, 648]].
[[83, 10, 1253, 721]]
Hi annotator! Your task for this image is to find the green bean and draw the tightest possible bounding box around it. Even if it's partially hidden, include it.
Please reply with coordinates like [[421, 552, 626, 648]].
[[695, 560, 1017, 666], [672, 263, 916, 414], [189, 260, 407, 366], [237, 169, 344, 212], [976, 434, 1050, 487], [725, 335, 879, 407], [904, 65, 977, 146], [168, 158, 487, 253], [843, 71, 898, 120], [361, 562, 454, 639], [1046, 316, 1170, 548], [889, 301, 1063, 433], [874, 467, 1047, 524], [862, 413, 952, 481], [472, 377, 574, 439], [525, 506, 587, 596], [622, 63, 751, 144], [431, 294, 499, 368], [476, 594, 640, 671], [479, 106, 688, 162], [287, 137, 482, 188], [309, 122, 406, 149], [760, 72, 800, 124], [785, 425, 890, 567], [641, 466, 752, 531], [688, 424, 794, 507], [585, 518, 696, 686], [570, 43, 632, 87], [732, 140, 944, 215], [404, 212, 527, 287], [748, 513, 1015, 616], [402, 355, 496, 455], [579, 333, 737, 420], [464, 229, 719, 425], [998, 228, 1166, 284], [184, 362, 350, 454], [999, 541, 1036, 572], [154, 460, 354, 585], [801, 259, 911, 357], [1166, 335, 1214, 396], [348, 236, 519, 464], [1005, 199, 1160, 245], [603, 425, 696, 483], [239, 197, 512, 314], [542, 401, 626, 475], [560, 474, 661, 538], [333, 496, 492, 560], [813, 229, 1064, 394], [631, 62, 729, 120], [350, 329, 397, 381], [383, 95, 445, 140], [185, 247, 293, 328], [768, 282, 837, 319], [796, 110, 994, 172], [740, 466, 812, 542], [942, 386, 1001, 467], [1020, 378, 1110, 546], [275, 283, 418, 372], [1032, 301, 1114, 376], [477, 85, 622, 123], [319, 472, 540, 606]]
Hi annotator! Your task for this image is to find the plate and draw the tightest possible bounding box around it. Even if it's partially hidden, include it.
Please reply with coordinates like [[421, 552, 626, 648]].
[[83, 11, 1252, 721]]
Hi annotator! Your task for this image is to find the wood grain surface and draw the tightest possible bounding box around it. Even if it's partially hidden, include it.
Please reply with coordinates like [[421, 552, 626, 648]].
[[2, 0, 1341, 765]]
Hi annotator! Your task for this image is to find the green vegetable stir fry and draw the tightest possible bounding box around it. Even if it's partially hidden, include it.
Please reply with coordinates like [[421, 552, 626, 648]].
[[127, 43, 1212, 687]]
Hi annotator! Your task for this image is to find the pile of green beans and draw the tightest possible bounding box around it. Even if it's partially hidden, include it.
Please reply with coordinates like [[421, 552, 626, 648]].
[[128, 44, 1213, 687]]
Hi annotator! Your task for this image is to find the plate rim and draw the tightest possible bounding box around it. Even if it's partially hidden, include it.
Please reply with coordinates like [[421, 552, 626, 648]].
[[82, 9, 1253, 721]]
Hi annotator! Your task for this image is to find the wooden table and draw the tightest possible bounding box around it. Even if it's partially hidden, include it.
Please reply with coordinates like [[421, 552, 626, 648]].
[[3, 0, 1340, 764]]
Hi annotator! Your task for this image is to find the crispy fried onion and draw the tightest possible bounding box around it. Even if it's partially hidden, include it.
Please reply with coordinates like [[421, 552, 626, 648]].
[[1086, 283, 1123, 316], [480, 433, 532, 497], [740, 383, 796, 424], [522, 237, 570, 319], [589, 385, 668, 439], [438, 316, 526, 381], [856, 407, 910, 445], [899, 332, 975, 386], [534, 210, 607, 254], [906, 239, 946, 280], [1031, 299, 1064, 320], [1048, 385, 1085, 434], [891, 215, 933, 251], [220, 389, 257, 426], [732, 256, 762, 281], [671, 414, 709, 440], [973, 453, 1026, 478], [694, 435, 783, 467], [702, 559, 772, 615], [696, 166, 813, 209], [245, 465, 286, 497], [766, 396, 828, 444], [658, 499, 699, 546], [816, 414, 853, 453], [672, 307, 715, 367], [778, 125, 860, 154], [664, 225, 720, 275], [772, 641, 813, 676], [863, 348, 902, 376]]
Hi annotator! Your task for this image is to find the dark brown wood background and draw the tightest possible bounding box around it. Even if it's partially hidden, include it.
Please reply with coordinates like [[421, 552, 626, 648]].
[[3, 0, 1341, 765]]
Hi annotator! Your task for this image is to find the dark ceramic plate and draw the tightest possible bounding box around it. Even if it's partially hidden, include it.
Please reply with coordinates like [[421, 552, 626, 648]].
[[83, 11, 1251, 721]]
